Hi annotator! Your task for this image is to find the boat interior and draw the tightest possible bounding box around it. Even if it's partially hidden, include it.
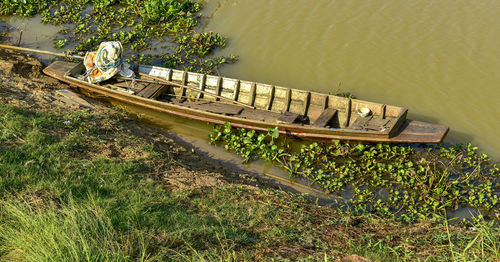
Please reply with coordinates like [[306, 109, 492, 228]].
[[61, 62, 408, 135]]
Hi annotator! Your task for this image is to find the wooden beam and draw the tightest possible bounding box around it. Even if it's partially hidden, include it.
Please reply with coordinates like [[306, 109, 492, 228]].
[[321, 95, 328, 109], [215, 77, 222, 101], [167, 69, 173, 81], [343, 98, 352, 127], [180, 71, 187, 97], [197, 74, 206, 99], [302, 91, 310, 116], [233, 80, 240, 101], [284, 88, 291, 112], [380, 104, 386, 119], [267, 85, 275, 110], [249, 83, 256, 106]]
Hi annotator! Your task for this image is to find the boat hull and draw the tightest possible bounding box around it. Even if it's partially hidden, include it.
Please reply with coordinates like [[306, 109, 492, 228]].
[[43, 61, 448, 143]]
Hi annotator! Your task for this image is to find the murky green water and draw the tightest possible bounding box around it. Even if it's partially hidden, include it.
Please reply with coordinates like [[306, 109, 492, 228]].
[[0, 15, 61, 52], [200, 0, 500, 158]]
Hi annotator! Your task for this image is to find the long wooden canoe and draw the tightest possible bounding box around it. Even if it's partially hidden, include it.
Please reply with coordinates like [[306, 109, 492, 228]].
[[43, 61, 448, 143]]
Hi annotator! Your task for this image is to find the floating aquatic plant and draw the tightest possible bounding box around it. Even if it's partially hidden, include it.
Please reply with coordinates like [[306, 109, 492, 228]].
[[210, 123, 499, 222], [1, 0, 237, 74]]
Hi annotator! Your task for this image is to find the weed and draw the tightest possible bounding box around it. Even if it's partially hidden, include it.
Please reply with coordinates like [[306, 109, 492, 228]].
[[1, 0, 238, 74], [210, 123, 500, 222]]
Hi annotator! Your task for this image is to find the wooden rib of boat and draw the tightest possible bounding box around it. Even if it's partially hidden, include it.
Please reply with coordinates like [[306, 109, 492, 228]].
[[43, 61, 448, 143]]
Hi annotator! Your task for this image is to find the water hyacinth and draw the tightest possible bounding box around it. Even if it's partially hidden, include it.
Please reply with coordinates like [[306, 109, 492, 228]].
[[0, 0, 237, 74], [210, 123, 500, 222]]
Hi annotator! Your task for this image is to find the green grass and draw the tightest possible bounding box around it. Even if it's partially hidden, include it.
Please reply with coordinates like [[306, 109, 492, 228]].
[[0, 197, 140, 261], [0, 103, 498, 261], [0, 104, 251, 260]]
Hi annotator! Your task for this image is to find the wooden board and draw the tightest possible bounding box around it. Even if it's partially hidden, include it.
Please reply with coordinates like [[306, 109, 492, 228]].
[[277, 112, 301, 124], [43, 61, 80, 77], [313, 109, 337, 127], [350, 117, 370, 130], [239, 108, 282, 122], [365, 118, 390, 130], [350, 116, 391, 131], [182, 101, 243, 115], [136, 83, 167, 99], [55, 89, 95, 109], [387, 120, 449, 143], [113, 80, 148, 92]]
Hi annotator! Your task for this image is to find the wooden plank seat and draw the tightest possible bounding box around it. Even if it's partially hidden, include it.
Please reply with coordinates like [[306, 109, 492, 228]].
[[312, 108, 337, 127], [277, 112, 302, 124], [136, 83, 167, 99], [350, 116, 391, 131]]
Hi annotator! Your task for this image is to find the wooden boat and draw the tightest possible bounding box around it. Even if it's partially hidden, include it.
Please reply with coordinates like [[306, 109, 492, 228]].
[[43, 60, 448, 143]]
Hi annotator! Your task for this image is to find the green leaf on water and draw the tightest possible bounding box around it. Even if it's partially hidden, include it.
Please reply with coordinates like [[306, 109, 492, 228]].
[[271, 127, 279, 139]]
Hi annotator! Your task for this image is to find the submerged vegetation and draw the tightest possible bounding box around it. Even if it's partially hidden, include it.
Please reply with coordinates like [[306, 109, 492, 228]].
[[210, 123, 500, 222], [0, 0, 237, 73]]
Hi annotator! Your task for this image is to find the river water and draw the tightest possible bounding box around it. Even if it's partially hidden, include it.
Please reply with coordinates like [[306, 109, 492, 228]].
[[200, 0, 500, 159], [1, 1, 498, 159]]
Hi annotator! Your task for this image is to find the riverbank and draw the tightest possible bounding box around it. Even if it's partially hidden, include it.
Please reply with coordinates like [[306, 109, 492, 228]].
[[0, 50, 498, 261]]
